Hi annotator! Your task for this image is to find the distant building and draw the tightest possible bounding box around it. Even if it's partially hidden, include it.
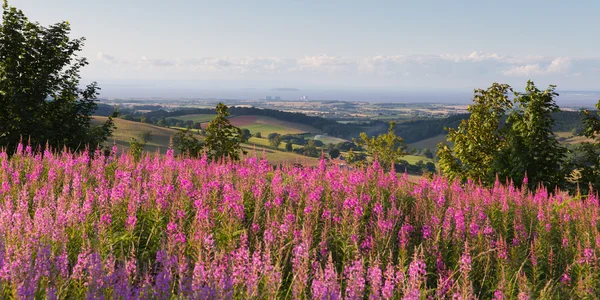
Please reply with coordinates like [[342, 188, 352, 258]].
[[274, 96, 281, 100], [266, 96, 272, 100]]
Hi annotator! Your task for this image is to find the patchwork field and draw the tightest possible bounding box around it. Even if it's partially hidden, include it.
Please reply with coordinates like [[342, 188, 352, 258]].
[[170, 114, 216, 123], [198, 115, 321, 135], [555, 131, 595, 144]]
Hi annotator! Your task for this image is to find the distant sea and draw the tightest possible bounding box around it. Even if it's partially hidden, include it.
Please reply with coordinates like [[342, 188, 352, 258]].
[[96, 84, 600, 108]]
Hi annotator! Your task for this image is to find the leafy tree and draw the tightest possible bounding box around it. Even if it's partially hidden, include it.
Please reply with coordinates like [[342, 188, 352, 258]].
[[346, 149, 367, 166], [269, 135, 283, 149], [241, 129, 252, 141], [285, 141, 293, 152], [0, 3, 114, 153], [353, 122, 409, 171], [570, 99, 600, 192], [157, 118, 166, 127], [301, 140, 319, 157], [438, 83, 512, 184], [438, 81, 566, 189], [173, 129, 203, 157], [254, 132, 262, 138], [204, 103, 246, 161], [497, 81, 565, 189], [329, 148, 341, 159], [422, 148, 434, 159], [267, 133, 280, 141]]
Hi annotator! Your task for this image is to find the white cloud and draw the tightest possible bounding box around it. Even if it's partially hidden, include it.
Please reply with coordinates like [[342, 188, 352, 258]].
[[503, 56, 572, 76], [92, 52, 600, 87]]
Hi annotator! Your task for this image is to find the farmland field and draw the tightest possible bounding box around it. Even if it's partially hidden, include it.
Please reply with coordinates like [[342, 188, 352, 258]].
[[313, 135, 347, 145], [200, 115, 321, 135], [408, 134, 448, 150], [170, 114, 216, 123], [0, 146, 595, 298], [402, 154, 434, 164]]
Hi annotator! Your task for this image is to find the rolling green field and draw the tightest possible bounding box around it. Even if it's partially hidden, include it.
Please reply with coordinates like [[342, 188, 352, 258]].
[[93, 116, 179, 153], [246, 137, 304, 150], [186, 115, 322, 136], [402, 154, 435, 164], [170, 114, 216, 123], [408, 134, 448, 150], [228, 116, 321, 135]]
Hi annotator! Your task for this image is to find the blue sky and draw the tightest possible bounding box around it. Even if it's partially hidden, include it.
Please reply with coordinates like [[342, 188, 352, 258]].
[[13, 0, 600, 91]]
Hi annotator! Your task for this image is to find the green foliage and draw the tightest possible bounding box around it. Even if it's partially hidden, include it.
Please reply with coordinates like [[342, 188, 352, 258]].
[[269, 134, 282, 148], [173, 129, 203, 157], [422, 148, 434, 159], [329, 148, 341, 159], [254, 132, 262, 138], [204, 103, 246, 161], [241, 128, 252, 141], [498, 81, 566, 188], [438, 83, 512, 184], [0, 3, 114, 153], [353, 122, 409, 171], [301, 140, 319, 157], [569, 99, 600, 192], [438, 81, 566, 189], [285, 141, 293, 152]]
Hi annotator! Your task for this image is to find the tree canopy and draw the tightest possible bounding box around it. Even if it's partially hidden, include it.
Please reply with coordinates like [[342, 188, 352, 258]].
[[352, 122, 409, 171], [0, 3, 114, 153], [438, 81, 566, 189], [204, 103, 246, 161]]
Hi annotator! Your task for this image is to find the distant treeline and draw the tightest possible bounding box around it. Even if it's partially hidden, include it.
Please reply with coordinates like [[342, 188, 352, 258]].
[[94, 104, 588, 143]]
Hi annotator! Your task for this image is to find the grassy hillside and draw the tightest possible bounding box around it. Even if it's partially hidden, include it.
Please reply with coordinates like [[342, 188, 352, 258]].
[[94, 116, 319, 166], [408, 134, 448, 150], [313, 135, 347, 145], [170, 114, 216, 123], [198, 115, 321, 135], [93, 116, 179, 153]]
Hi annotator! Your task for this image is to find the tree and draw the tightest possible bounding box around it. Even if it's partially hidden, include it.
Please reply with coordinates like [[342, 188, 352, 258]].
[[437, 83, 512, 185], [329, 148, 341, 159], [285, 141, 293, 152], [0, 3, 114, 153], [570, 99, 600, 192], [497, 81, 565, 189], [269, 135, 283, 149], [267, 133, 280, 141], [173, 129, 203, 157], [204, 103, 246, 161], [438, 81, 565, 189], [301, 140, 319, 157], [422, 148, 434, 159], [353, 122, 409, 171], [242, 129, 252, 141], [254, 132, 262, 138]]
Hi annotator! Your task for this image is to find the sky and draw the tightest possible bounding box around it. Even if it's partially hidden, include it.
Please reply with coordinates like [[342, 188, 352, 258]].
[[11, 0, 600, 96]]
